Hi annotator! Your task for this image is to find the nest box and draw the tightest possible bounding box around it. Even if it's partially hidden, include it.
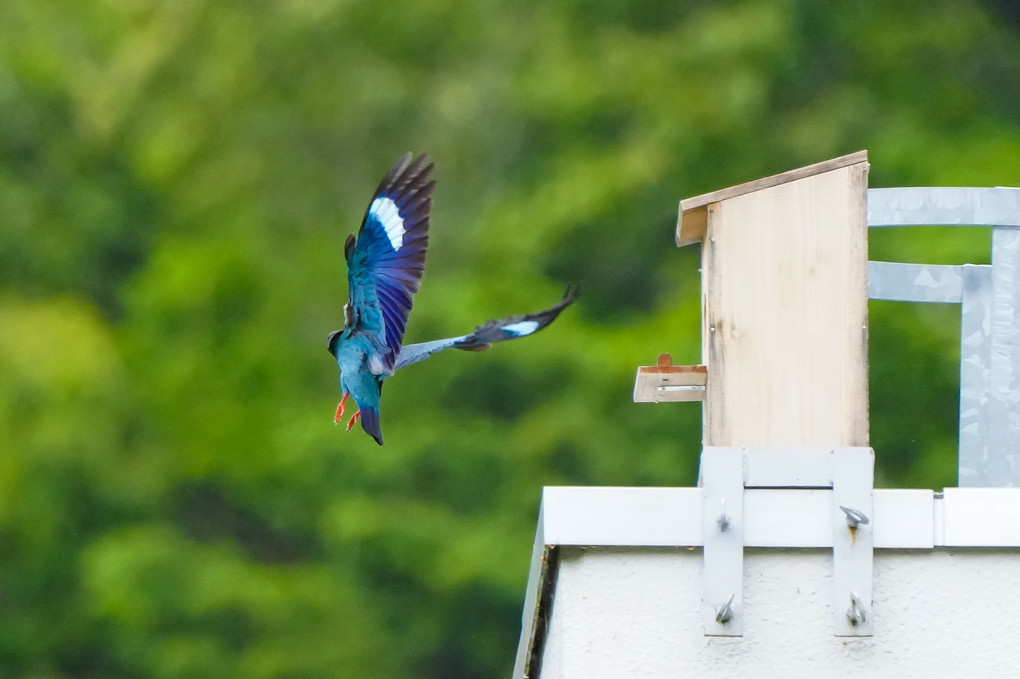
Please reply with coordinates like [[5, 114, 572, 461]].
[[636, 150, 870, 449]]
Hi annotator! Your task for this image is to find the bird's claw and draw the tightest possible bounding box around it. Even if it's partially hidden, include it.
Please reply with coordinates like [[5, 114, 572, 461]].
[[333, 392, 360, 432], [334, 392, 349, 425]]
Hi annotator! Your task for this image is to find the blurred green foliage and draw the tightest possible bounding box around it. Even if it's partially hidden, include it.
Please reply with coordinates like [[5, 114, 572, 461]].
[[1, 0, 1018, 676]]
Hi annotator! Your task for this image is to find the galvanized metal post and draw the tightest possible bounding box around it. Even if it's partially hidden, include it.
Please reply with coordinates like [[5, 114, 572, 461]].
[[987, 226, 1020, 486], [959, 264, 993, 485], [867, 186, 1020, 487]]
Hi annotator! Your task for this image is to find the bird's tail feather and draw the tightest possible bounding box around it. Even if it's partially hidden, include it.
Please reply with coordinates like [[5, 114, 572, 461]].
[[359, 406, 383, 446]]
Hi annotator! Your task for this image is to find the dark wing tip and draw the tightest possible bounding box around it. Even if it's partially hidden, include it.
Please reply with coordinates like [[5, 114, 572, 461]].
[[376, 153, 434, 199], [375, 153, 413, 194], [455, 285, 579, 349]]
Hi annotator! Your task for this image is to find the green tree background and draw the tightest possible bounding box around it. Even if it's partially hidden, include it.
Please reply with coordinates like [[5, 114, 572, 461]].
[[2, 0, 1019, 676]]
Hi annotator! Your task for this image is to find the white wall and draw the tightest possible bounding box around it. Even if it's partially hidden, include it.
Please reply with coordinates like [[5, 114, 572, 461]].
[[541, 547, 1020, 678]]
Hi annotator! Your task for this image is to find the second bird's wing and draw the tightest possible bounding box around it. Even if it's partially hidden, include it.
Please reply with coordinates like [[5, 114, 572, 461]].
[[394, 286, 579, 370]]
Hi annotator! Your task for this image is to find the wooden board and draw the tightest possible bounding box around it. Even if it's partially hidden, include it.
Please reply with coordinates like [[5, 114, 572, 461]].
[[677, 151, 868, 247], [700, 160, 869, 447]]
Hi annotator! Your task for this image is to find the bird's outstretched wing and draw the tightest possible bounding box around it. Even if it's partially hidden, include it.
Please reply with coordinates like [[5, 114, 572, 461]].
[[394, 286, 579, 370], [345, 153, 435, 371]]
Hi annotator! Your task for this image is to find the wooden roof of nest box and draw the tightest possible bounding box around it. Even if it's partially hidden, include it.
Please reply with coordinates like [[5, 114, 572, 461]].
[[638, 151, 871, 449], [676, 150, 869, 247]]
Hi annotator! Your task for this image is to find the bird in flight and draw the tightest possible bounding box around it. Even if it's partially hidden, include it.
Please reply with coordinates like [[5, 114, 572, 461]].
[[327, 153, 577, 445]]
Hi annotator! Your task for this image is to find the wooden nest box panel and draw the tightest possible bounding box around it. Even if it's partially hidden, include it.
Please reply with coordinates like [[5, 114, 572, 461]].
[[640, 151, 870, 448]]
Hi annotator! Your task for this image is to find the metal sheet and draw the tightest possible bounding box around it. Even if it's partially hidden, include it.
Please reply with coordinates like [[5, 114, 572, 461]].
[[537, 486, 934, 549], [743, 488, 832, 547], [959, 264, 993, 485], [873, 489, 935, 549], [940, 488, 1020, 545], [520, 485, 1020, 552], [512, 502, 549, 679], [868, 187, 1020, 227], [542, 486, 702, 546], [865, 187, 1020, 488], [742, 447, 834, 487], [987, 226, 1020, 486], [867, 261, 963, 303]]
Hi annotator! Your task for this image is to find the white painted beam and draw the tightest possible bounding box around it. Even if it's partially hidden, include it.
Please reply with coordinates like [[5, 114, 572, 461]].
[[941, 487, 1020, 546], [538, 486, 1020, 548]]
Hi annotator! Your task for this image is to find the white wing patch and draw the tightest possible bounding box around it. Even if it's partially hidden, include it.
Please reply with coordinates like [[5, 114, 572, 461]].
[[370, 196, 404, 250], [368, 352, 389, 375], [502, 320, 539, 336]]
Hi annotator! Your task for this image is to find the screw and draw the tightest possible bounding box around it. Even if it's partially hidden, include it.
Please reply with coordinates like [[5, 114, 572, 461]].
[[716, 593, 735, 624], [839, 506, 870, 529], [716, 498, 730, 532], [847, 592, 867, 626]]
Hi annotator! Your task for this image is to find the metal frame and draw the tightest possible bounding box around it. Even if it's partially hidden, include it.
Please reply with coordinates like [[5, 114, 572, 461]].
[[867, 187, 1020, 487], [698, 448, 874, 636]]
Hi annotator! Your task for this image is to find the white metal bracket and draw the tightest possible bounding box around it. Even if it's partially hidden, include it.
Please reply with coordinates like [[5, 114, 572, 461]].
[[700, 447, 874, 637], [832, 448, 874, 636], [701, 448, 744, 635]]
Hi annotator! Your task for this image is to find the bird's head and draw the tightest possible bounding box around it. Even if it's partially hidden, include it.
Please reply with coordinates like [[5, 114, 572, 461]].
[[326, 303, 356, 356], [326, 329, 342, 356]]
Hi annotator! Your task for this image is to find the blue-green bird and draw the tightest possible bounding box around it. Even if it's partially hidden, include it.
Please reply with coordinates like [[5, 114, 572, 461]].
[[327, 153, 577, 445]]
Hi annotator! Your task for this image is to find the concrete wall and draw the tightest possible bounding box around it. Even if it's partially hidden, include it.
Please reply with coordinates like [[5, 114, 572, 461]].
[[540, 547, 1020, 677]]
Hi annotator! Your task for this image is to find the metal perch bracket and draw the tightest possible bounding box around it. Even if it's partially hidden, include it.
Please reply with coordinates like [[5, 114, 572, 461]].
[[633, 353, 707, 403]]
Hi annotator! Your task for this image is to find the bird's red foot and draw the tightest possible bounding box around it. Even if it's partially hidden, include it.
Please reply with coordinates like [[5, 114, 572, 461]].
[[346, 410, 361, 432], [334, 392, 349, 425]]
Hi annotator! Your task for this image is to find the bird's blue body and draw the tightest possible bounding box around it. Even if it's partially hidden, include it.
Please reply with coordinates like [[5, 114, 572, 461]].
[[335, 335, 383, 434], [328, 153, 576, 445]]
